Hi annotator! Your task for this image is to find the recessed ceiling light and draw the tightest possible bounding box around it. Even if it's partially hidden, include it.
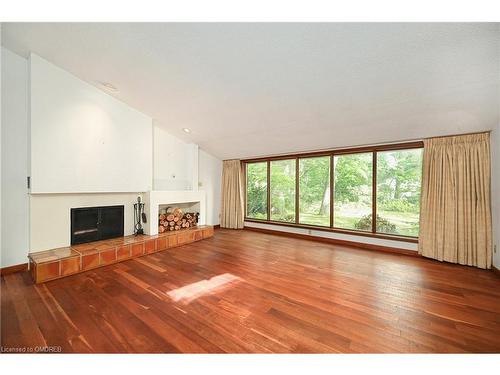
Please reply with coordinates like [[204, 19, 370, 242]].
[[98, 82, 119, 93], [182, 128, 191, 133]]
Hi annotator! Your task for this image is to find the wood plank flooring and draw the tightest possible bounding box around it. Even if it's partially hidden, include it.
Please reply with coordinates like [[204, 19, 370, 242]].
[[2, 229, 500, 353]]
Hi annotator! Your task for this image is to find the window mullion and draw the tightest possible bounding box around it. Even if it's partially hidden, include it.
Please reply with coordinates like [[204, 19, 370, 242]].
[[295, 158, 299, 224], [266, 160, 270, 221], [372, 151, 377, 234], [244, 164, 248, 218], [330, 154, 334, 228]]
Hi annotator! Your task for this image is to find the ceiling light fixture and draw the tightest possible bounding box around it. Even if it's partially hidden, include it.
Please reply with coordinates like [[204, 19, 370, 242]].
[[182, 128, 191, 133], [99, 82, 119, 93]]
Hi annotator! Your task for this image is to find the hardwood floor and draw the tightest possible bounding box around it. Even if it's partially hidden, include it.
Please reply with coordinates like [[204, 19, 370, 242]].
[[2, 229, 500, 353]]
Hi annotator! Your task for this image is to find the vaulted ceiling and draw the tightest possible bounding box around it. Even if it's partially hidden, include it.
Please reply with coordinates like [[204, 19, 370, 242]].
[[2, 23, 499, 159]]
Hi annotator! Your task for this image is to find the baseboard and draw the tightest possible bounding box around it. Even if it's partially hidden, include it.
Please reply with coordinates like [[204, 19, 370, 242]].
[[492, 264, 500, 278], [0, 263, 28, 276], [244, 226, 420, 258]]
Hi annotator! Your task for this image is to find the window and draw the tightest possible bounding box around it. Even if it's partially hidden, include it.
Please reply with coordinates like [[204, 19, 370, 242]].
[[244, 142, 423, 240], [334, 153, 373, 231], [246, 162, 267, 219], [376, 149, 423, 237], [299, 156, 330, 226], [270, 159, 296, 222]]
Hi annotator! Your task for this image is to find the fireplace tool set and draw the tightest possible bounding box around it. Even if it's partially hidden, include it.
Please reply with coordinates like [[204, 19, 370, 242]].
[[133, 196, 147, 235]]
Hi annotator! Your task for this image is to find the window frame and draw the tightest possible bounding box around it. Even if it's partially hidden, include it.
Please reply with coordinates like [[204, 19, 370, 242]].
[[332, 151, 374, 233], [243, 141, 423, 243], [245, 160, 269, 220], [297, 154, 332, 228], [269, 158, 297, 223]]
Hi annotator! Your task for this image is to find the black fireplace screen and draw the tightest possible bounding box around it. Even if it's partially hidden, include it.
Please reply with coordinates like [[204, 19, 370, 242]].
[[71, 205, 124, 245]]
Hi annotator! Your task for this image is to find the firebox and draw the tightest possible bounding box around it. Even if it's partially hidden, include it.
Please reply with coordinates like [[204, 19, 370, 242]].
[[70, 205, 124, 245]]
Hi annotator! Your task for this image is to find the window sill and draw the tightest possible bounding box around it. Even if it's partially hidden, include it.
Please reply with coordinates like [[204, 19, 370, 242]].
[[243, 218, 419, 244]]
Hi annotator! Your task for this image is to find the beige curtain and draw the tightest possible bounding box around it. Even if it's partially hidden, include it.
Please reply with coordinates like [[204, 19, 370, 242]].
[[418, 133, 492, 269], [220, 160, 245, 229]]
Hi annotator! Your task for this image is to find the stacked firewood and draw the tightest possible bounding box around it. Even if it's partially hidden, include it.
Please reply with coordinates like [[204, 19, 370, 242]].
[[158, 208, 200, 233]]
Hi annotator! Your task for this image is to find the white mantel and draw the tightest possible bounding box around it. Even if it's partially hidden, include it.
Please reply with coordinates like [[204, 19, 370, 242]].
[[143, 190, 206, 236]]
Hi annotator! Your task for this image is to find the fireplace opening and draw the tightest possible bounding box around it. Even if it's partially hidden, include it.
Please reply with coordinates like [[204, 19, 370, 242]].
[[71, 205, 124, 245]]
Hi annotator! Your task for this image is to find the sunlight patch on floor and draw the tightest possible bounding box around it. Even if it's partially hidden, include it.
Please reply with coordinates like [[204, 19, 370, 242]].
[[167, 273, 242, 304]]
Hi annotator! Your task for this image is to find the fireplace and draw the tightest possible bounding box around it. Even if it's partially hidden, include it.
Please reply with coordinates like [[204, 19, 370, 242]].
[[71, 205, 124, 245]]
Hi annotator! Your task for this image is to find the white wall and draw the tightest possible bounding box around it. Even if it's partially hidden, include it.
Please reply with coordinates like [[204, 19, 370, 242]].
[[29, 193, 142, 252], [199, 149, 222, 225], [153, 125, 195, 190], [30, 54, 153, 193], [1, 47, 30, 268], [153, 126, 221, 225], [492, 124, 500, 269]]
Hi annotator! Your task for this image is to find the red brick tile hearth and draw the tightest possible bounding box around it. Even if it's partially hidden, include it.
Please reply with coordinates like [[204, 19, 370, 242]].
[[28, 226, 214, 283]]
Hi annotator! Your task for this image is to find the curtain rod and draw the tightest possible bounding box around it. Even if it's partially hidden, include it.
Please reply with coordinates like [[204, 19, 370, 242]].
[[425, 130, 491, 139], [230, 130, 491, 162]]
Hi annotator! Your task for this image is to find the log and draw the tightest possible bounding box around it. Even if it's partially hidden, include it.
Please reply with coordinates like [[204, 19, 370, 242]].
[[159, 208, 200, 233]]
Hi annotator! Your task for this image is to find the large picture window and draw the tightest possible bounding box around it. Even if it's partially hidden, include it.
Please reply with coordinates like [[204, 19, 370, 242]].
[[270, 159, 296, 223], [334, 153, 373, 231], [299, 156, 330, 226], [246, 162, 267, 219], [244, 142, 423, 241], [376, 149, 423, 237]]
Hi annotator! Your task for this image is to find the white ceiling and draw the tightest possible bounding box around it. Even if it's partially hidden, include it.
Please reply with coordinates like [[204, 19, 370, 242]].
[[2, 23, 499, 159]]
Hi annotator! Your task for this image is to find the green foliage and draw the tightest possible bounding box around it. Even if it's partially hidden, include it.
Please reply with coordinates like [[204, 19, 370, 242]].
[[375, 149, 422, 235], [377, 149, 422, 206], [270, 159, 296, 222], [299, 157, 330, 225], [246, 148, 423, 236], [246, 162, 267, 219], [355, 214, 397, 233], [334, 153, 372, 204], [379, 199, 417, 213]]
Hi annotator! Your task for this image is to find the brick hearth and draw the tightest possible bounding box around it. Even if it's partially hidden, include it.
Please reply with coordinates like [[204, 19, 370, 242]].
[[28, 225, 214, 283]]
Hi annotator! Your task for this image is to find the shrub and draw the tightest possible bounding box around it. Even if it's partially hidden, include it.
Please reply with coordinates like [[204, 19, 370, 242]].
[[379, 199, 417, 213], [354, 214, 397, 233]]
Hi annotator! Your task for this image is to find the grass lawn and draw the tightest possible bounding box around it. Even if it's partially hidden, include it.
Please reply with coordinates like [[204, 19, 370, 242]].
[[334, 204, 419, 236], [299, 212, 329, 227], [378, 210, 419, 237]]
